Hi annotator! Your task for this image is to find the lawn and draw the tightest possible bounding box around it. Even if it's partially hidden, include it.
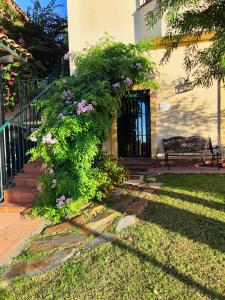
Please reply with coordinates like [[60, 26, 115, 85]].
[[1, 174, 225, 300]]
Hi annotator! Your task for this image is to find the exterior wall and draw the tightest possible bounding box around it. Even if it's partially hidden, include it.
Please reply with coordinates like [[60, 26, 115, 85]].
[[150, 42, 219, 154], [67, 1, 220, 157], [134, 0, 162, 42], [220, 83, 225, 151], [67, 0, 136, 73]]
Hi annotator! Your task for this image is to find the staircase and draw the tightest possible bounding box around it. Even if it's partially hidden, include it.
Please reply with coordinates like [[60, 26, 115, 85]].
[[0, 65, 66, 213], [0, 161, 42, 213]]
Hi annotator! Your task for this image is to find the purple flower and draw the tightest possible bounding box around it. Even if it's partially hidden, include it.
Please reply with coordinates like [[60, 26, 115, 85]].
[[56, 195, 73, 207], [64, 52, 74, 61], [112, 82, 121, 89], [133, 63, 142, 70], [58, 113, 66, 119], [92, 101, 97, 106], [30, 136, 37, 142], [42, 133, 58, 144], [124, 77, 133, 87], [76, 100, 94, 115], [61, 90, 75, 101]]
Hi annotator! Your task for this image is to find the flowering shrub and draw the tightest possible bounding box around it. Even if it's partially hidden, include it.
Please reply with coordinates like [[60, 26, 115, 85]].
[[1, 63, 19, 110], [29, 38, 159, 222]]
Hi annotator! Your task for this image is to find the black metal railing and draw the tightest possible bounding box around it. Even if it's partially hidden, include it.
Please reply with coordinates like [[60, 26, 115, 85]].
[[16, 64, 64, 110], [0, 81, 56, 202]]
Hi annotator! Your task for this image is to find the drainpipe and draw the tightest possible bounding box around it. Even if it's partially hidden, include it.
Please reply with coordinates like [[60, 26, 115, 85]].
[[217, 79, 221, 146]]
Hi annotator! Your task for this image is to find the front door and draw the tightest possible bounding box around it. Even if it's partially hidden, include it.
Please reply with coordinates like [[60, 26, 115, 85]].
[[117, 90, 151, 157]]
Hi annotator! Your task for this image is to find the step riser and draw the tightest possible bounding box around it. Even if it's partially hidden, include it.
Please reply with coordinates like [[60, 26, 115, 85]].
[[24, 165, 42, 174], [4, 191, 36, 204], [14, 177, 37, 188]]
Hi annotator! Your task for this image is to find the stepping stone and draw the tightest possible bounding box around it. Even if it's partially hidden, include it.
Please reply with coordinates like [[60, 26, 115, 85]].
[[85, 234, 115, 250], [82, 212, 119, 234], [125, 198, 148, 215], [112, 198, 134, 212], [149, 182, 163, 186], [146, 177, 157, 183], [44, 215, 85, 234], [29, 233, 87, 252], [116, 215, 137, 233], [44, 204, 104, 235], [124, 175, 144, 186], [3, 248, 77, 280]]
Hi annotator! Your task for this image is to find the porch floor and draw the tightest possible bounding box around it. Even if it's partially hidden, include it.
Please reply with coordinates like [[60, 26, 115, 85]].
[[0, 214, 45, 266]]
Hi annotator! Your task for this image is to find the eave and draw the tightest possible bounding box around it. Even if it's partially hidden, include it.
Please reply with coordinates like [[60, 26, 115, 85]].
[[0, 34, 32, 62]]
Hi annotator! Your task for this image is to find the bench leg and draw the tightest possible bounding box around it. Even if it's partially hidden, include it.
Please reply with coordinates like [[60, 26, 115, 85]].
[[165, 154, 169, 170], [211, 155, 214, 168], [217, 155, 220, 170]]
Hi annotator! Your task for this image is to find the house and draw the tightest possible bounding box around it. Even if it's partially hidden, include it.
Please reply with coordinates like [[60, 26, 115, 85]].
[[67, 0, 225, 158]]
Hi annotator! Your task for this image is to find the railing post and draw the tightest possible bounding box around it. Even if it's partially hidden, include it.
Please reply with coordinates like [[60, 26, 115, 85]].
[[0, 68, 7, 189]]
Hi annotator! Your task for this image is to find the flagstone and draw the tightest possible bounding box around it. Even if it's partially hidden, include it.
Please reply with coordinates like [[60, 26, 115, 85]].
[[44, 204, 105, 235], [85, 234, 115, 250], [146, 177, 157, 183], [44, 215, 85, 234], [81, 212, 119, 234], [115, 215, 137, 233], [3, 248, 77, 280], [29, 233, 87, 252], [125, 198, 148, 215]]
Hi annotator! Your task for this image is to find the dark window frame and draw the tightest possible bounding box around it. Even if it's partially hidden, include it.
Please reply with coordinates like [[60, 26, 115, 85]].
[[139, 0, 151, 9]]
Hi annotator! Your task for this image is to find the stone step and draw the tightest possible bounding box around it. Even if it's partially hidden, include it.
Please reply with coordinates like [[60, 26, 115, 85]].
[[4, 187, 37, 204], [0, 202, 32, 213], [23, 163, 42, 174], [14, 173, 40, 188]]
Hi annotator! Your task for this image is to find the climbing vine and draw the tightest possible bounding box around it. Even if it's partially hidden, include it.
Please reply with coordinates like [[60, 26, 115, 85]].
[[29, 38, 159, 222]]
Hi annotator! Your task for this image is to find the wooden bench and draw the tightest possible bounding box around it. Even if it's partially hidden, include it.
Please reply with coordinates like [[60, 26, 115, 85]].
[[163, 136, 220, 169]]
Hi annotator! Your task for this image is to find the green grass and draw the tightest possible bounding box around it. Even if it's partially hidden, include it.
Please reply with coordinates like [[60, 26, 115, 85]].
[[1, 174, 225, 300]]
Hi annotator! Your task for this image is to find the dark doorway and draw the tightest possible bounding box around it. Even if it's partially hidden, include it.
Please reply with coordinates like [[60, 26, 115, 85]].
[[117, 90, 151, 157]]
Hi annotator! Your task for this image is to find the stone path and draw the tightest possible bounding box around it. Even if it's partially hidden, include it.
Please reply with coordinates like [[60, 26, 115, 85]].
[[3, 248, 77, 280], [2, 175, 163, 282], [29, 233, 87, 252]]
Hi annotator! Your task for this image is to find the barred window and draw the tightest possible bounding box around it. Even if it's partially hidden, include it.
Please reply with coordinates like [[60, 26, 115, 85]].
[[139, 0, 151, 7]]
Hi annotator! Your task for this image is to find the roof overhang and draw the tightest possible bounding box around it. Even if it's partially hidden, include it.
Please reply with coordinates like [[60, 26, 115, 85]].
[[0, 34, 32, 63]]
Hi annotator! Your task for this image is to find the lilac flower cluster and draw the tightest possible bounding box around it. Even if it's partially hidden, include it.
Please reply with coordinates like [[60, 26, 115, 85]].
[[133, 62, 143, 70], [76, 100, 96, 115], [112, 82, 121, 90], [112, 77, 133, 90], [64, 52, 74, 61], [124, 77, 133, 87], [30, 136, 38, 142], [56, 195, 73, 208], [42, 133, 58, 144], [61, 90, 75, 101]]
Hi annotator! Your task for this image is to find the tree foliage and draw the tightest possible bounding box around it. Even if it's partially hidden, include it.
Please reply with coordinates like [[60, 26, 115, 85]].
[[1, 0, 68, 76], [146, 0, 225, 87]]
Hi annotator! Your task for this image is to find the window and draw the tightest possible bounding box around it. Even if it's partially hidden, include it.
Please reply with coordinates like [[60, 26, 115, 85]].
[[139, 0, 151, 7]]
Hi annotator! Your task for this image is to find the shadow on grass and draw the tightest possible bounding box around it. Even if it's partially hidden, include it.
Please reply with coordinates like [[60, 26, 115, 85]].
[[151, 189, 225, 212], [68, 219, 225, 300]]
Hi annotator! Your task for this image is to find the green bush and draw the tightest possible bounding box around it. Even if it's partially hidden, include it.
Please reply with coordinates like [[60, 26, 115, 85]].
[[29, 38, 158, 222]]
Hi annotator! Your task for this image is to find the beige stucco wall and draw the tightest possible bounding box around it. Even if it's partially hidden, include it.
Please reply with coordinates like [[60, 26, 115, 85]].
[[150, 42, 219, 153], [67, 0, 137, 73], [67, 1, 220, 157]]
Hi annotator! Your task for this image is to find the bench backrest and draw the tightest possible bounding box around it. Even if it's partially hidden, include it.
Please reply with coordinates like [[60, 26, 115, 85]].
[[163, 136, 213, 153]]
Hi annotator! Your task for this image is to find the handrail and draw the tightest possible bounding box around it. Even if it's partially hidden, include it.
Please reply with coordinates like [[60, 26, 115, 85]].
[[0, 75, 60, 201], [0, 81, 56, 133]]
